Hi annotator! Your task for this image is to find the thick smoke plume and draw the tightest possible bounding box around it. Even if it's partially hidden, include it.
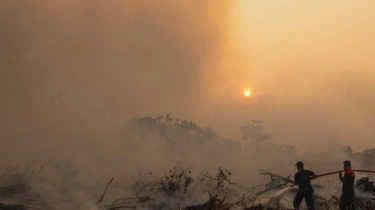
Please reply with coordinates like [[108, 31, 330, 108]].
[[1, 0, 375, 209]]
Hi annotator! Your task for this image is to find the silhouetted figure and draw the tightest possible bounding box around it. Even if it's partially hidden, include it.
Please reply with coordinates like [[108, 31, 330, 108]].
[[339, 160, 356, 210], [293, 161, 317, 210]]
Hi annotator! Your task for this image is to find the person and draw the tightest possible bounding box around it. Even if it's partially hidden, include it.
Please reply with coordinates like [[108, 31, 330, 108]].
[[339, 160, 356, 210], [293, 161, 317, 210]]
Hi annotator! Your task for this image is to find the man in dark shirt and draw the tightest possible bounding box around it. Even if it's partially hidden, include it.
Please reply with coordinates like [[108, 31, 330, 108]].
[[293, 161, 317, 210], [339, 160, 356, 210]]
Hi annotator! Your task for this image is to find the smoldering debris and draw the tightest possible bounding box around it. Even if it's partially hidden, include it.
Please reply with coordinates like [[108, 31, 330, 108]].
[[1, 115, 375, 209], [1, 163, 374, 210], [0, 163, 98, 210]]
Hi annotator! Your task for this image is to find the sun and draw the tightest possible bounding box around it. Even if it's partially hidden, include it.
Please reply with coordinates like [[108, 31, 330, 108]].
[[243, 88, 252, 98]]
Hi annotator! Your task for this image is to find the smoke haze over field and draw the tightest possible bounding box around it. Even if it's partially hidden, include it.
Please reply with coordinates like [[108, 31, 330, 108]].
[[0, 0, 235, 168], [1, 0, 375, 180]]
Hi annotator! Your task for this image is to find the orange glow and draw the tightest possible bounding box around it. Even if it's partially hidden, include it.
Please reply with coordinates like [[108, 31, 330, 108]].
[[243, 89, 252, 98]]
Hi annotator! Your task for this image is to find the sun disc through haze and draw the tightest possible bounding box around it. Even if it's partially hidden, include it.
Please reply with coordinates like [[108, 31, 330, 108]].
[[243, 88, 252, 98]]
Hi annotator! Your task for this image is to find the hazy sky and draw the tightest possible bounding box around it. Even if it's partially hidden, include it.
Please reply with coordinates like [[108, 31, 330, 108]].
[[1, 0, 375, 167], [230, 0, 375, 151]]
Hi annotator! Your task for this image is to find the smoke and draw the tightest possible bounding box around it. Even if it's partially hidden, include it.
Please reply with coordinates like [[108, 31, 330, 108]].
[[1, 0, 375, 209], [0, 1, 240, 207], [0, 0, 235, 166]]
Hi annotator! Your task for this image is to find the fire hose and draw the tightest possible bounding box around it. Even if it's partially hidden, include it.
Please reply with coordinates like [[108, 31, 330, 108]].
[[316, 169, 375, 178]]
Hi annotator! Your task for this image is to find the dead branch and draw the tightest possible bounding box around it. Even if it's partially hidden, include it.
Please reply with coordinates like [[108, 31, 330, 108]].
[[110, 178, 157, 206], [96, 177, 114, 205], [255, 182, 289, 197]]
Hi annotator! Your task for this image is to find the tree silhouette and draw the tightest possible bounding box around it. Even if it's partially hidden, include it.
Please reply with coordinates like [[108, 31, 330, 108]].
[[241, 119, 272, 142]]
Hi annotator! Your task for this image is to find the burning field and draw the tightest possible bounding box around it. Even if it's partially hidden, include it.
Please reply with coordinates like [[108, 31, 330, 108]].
[[0, 163, 374, 210], [0, 115, 374, 210], [2, 1, 375, 209]]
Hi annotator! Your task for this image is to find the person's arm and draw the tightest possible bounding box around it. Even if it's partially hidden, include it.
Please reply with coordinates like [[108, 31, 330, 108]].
[[310, 171, 317, 180], [294, 173, 298, 185], [339, 171, 344, 182]]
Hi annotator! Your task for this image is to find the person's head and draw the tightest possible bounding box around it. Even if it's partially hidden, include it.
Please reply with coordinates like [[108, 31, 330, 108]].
[[343, 160, 352, 170], [295, 161, 304, 170]]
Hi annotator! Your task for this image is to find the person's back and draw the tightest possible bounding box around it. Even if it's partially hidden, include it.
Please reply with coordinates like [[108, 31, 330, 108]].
[[293, 161, 317, 210], [295, 169, 314, 191]]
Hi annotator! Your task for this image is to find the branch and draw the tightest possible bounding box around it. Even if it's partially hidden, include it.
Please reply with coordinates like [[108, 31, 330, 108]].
[[96, 177, 114, 205]]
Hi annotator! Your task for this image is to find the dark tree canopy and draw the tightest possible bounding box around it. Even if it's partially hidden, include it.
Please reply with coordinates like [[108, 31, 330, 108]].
[[124, 113, 241, 158], [241, 119, 272, 141]]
